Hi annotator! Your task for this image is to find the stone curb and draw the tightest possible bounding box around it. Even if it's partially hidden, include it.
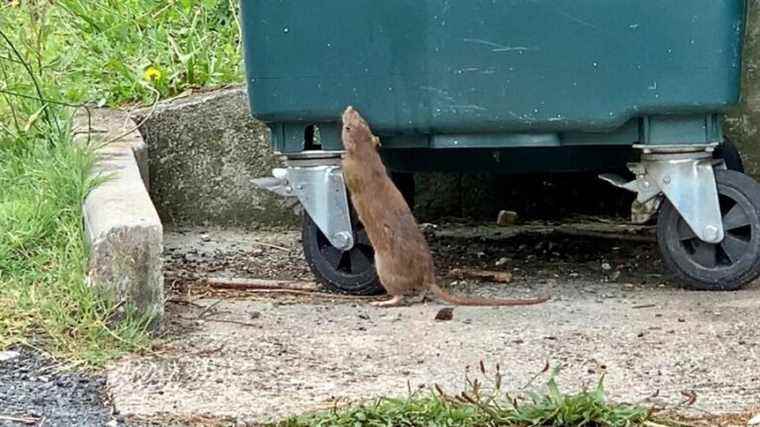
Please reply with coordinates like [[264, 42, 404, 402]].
[[73, 109, 163, 331]]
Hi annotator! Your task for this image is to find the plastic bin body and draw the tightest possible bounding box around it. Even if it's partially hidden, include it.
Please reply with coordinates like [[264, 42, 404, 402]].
[[241, 0, 746, 172]]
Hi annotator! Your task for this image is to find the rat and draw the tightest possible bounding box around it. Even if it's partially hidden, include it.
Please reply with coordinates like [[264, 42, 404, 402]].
[[340, 106, 550, 307]]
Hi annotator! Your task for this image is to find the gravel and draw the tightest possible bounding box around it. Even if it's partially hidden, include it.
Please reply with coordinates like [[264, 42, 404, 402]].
[[0, 348, 120, 427]]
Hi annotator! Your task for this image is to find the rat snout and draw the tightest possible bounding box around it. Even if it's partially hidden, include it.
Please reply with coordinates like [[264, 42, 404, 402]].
[[342, 106, 357, 125]]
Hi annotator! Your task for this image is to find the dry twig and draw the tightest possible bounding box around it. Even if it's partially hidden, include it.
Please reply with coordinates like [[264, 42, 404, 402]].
[[206, 277, 319, 292], [449, 268, 512, 284]]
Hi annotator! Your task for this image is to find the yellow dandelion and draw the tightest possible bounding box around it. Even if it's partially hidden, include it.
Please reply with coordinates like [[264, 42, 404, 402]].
[[144, 66, 162, 82]]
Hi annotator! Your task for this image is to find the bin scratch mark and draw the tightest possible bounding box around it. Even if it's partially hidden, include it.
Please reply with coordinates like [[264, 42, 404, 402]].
[[441, 0, 451, 15], [452, 105, 488, 112], [420, 86, 456, 103], [462, 38, 535, 53], [556, 10, 598, 30]]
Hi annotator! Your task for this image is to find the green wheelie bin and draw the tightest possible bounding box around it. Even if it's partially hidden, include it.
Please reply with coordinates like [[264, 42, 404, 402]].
[[242, 0, 760, 294]]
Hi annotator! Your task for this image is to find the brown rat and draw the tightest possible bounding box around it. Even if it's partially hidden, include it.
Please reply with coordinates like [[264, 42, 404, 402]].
[[341, 106, 549, 307]]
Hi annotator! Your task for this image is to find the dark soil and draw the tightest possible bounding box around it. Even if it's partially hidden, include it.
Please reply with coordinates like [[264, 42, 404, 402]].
[[428, 226, 665, 286], [163, 219, 667, 302]]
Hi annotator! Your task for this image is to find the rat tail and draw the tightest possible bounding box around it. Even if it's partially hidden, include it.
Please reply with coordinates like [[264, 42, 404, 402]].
[[427, 280, 549, 307]]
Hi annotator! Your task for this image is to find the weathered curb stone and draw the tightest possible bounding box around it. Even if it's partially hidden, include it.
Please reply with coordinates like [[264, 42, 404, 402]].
[[73, 109, 163, 330]]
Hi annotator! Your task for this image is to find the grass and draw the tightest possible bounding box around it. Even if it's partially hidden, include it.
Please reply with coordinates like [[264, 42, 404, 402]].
[[3, 0, 243, 106], [0, 129, 153, 363], [278, 366, 652, 427], [0, 0, 243, 364]]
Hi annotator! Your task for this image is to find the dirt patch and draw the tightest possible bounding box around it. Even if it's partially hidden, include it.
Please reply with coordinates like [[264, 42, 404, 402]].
[[163, 226, 312, 298], [164, 219, 663, 299], [108, 221, 760, 424]]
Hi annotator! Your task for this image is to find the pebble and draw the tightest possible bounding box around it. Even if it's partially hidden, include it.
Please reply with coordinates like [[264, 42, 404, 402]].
[[0, 351, 20, 362], [748, 413, 760, 425], [420, 223, 438, 231], [495, 257, 509, 266], [601, 262, 612, 271], [496, 210, 519, 226], [434, 308, 454, 321]]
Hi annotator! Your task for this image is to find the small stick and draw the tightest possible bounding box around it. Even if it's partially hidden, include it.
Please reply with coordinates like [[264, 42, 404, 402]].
[[198, 299, 223, 319], [223, 288, 375, 300], [166, 298, 204, 308], [205, 318, 259, 328], [249, 241, 290, 251], [449, 268, 513, 284], [206, 277, 319, 292], [554, 227, 656, 243], [176, 316, 258, 328], [0, 415, 39, 425], [632, 304, 657, 309]]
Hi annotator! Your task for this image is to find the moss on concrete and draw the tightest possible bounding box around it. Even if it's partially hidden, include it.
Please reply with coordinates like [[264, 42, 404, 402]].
[[136, 87, 298, 228], [725, 0, 760, 179]]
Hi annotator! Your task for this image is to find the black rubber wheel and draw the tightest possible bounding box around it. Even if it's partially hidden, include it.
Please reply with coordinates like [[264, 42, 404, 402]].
[[657, 169, 760, 291], [714, 138, 744, 173], [302, 210, 384, 295]]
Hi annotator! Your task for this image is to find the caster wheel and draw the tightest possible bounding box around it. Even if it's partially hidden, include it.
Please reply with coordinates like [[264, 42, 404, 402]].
[[714, 138, 744, 173], [302, 211, 384, 295], [657, 169, 760, 291]]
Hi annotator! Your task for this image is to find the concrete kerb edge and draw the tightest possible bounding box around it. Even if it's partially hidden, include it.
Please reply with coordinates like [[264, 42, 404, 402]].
[[129, 85, 248, 120], [73, 108, 164, 332]]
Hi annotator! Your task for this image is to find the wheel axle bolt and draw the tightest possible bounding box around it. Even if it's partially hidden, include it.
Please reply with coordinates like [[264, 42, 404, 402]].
[[704, 225, 720, 242], [333, 232, 353, 250], [663, 176, 671, 185]]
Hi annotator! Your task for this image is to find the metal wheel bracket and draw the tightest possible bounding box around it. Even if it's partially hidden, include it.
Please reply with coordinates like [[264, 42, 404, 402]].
[[253, 157, 354, 250], [600, 145, 725, 244]]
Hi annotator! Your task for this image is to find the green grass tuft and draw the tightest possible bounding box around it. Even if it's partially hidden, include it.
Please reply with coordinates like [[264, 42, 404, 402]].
[[278, 368, 651, 427]]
